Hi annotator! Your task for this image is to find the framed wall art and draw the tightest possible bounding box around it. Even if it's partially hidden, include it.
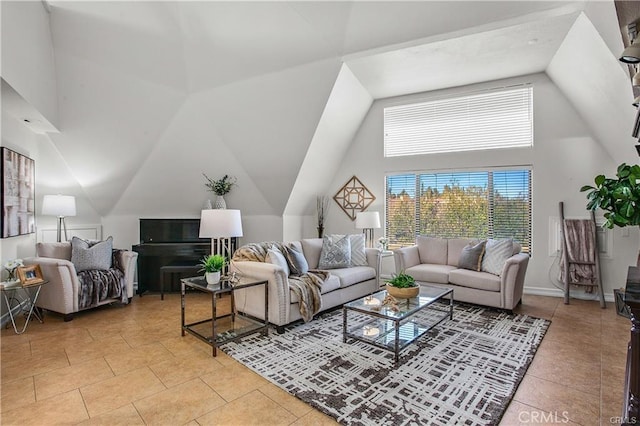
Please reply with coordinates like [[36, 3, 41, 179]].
[[1, 147, 35, 238], [333, 175, 375, 221]]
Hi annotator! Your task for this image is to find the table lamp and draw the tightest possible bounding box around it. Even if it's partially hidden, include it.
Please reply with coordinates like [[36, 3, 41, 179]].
[[355, 211, 381, 248], [199, 209, 243, 274], [42, 195, 76, 242]]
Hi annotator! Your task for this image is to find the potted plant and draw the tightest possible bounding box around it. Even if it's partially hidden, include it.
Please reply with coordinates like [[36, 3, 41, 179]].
[[581, 163, 640, 229], [203, 174, 237, 209], [198, 254, 226, 285], [385, 271, 419, 299]]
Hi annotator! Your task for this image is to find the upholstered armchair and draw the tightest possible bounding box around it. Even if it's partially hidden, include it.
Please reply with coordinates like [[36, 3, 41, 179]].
[[24, 241, 138, 321]]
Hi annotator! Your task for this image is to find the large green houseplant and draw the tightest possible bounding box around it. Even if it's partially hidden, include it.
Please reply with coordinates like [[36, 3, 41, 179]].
[[581, 163, 640, 229]]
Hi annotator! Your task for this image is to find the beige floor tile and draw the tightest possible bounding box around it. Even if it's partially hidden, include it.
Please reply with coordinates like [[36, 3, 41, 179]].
[[500, 400, 581, 426], [28, 328, 94, 355], [80, 366, 166, 417], [1, 389, 88, 425], [0, 376, 35, 414], [160, 335, 212, 358], [77, 403, 145, 425], [196, 389, 297, 425], [35, 357, 114, 400], [1, 352, 69, 382], [526, 339, 601, 395], [513, 375, 600, 426], [149, 351, 224, 388], [103, 341, 175, 375], [65, 335, 132, 365], [260, 382, 314, 418], [134, 377, 226, 424], [201, 362, 270, 402], [120, 327, 177, 348], [291, 408, 340, 426]]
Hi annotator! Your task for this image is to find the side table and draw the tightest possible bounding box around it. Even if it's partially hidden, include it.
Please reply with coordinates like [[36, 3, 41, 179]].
[[378, 250, 395, 289], [1, 280, 48, 334], [181, 276, 268, 357]]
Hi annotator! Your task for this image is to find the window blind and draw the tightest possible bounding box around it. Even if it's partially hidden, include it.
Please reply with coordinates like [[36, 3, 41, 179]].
[[385, 169, 531, 252], [384, 86, 533, 157]]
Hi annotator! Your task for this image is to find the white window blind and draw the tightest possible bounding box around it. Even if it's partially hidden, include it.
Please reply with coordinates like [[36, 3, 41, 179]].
[[384, 85, 533, 157], [385, 169, 531, 252]]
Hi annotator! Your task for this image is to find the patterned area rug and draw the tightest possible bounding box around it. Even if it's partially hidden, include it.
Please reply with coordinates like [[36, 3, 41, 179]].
[[221, 302, 550, 426]]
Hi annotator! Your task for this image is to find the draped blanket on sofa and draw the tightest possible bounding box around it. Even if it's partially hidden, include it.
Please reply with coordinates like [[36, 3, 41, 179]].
[[233, 242, 328, 322], [77, 250, 127, 309]]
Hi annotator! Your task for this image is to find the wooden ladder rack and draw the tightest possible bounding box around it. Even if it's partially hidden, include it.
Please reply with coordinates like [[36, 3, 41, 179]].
[[559, 201, 606, 308]]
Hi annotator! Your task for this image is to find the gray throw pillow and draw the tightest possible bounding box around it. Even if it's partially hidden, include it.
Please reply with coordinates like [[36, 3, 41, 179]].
[[458, 241, 486, 272], [349, 234, 368, 266], [481, 238, 514, 276], [318, 234, 351, 269], [71, 236, 113, 272], [283, 244, 309, 276]]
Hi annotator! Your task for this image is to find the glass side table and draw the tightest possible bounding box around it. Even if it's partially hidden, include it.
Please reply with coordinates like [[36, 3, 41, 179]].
[[1, 280, 48, 334], [181, 276, 268, 357]]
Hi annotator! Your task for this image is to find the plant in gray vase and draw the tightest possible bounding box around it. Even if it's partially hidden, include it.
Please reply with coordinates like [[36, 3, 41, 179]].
[[203, 174, 237, 209]]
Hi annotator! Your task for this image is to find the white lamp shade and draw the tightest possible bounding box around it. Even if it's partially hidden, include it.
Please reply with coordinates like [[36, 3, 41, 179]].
[[199, 209, 243, 238], [42, 195, 76, 217], [355, 211, 381, 229]]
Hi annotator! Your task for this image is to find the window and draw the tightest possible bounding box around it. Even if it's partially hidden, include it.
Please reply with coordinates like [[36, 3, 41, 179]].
[[384, 85, 533, 157], [385, 169, 531, 252]]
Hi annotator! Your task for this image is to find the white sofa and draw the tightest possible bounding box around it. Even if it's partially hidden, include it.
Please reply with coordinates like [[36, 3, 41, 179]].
[[24, 242, 138, 321], [230, 238, 379, 332], [394, 237, 529, 311]]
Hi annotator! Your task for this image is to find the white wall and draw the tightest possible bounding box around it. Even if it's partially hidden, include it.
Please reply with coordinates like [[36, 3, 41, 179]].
[[1, 0, 58, 128], [325, 72, 639, 299]]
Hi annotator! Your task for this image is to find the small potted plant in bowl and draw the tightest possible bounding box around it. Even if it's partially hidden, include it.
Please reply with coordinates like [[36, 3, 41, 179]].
[[199, 254, 226, 285], [385, 272, 419, 299]]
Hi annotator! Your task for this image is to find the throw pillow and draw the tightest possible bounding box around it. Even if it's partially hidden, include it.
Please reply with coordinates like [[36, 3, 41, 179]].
[[481, 238, 514, 276], [349, 234, 367, 266], [71, 236, 113, 272], [318, 234, 351, 269], [458, 241, 486, 272], [283, 244, 309, 276], [266, 246, 290, 276]]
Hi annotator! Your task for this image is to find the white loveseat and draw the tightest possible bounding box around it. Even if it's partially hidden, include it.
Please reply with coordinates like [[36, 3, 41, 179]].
[[230, 238, 379, 332], [394, 237, 529, 311], [24, 241, 138, 321]]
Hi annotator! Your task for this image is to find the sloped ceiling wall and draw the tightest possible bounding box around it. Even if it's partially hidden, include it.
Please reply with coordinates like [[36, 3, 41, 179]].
[[3, 1, 630, 226], [39, 0, 589, 221]]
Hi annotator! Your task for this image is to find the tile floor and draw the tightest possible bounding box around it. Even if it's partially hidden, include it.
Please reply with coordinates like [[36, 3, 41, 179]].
[[0, 292, 631, 426]]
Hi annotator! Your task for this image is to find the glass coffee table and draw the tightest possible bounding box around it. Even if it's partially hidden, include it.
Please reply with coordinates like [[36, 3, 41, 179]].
[[343, 285, 453, 364]]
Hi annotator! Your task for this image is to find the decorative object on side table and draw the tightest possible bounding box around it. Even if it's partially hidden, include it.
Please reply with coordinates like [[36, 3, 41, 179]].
[[3, 258, 23, 282], [203, 173, 237, 209], [378, 236, 388, 251], [385, 271, 419, 299], [17, 264, 45, 286], [198, 254, 226, 285], [316, 195, 329, 238]]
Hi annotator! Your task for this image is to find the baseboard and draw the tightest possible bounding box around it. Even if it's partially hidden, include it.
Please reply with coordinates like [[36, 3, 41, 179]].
[[524, 286, 614, 303]]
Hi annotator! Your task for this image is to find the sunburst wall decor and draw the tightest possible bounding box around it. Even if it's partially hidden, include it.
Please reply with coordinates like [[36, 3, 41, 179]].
[[333, 176, 375, 221]]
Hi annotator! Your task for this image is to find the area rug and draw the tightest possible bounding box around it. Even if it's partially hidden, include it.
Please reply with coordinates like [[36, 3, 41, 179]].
[[221, 302, 550, 426]]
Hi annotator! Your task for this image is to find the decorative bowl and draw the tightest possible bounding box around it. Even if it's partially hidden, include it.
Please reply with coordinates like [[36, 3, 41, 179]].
[[385, 283, 419, 299]]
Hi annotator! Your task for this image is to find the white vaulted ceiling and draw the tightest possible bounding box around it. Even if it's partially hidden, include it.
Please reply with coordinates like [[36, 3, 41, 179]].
[[3, 1, 630, 218]]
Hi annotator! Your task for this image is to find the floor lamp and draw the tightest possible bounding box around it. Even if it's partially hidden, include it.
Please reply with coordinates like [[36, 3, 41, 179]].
[[42, 195, 76, 242], [199, 209, 243, 276], [355, 211, 381, 248]]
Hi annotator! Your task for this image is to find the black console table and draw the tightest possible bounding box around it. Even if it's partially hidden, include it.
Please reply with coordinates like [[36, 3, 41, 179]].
[[623, 266, 640, 425]]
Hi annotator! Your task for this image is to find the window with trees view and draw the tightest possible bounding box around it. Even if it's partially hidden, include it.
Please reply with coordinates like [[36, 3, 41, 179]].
[[385, 169, 531, 252]]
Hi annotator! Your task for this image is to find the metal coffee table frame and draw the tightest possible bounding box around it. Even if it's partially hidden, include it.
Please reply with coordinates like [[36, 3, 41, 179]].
[[343, 285, 453, 364]]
